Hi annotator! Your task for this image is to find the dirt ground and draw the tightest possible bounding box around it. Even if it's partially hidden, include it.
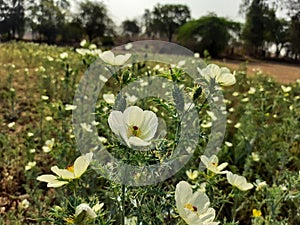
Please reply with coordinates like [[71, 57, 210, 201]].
[[214, 59, 300, 84]]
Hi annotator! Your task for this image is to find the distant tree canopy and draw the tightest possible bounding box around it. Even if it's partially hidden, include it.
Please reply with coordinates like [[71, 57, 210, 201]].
[[122, 19, 140, 37], [177, 14, 241, 57], [143, 4, 191, 41], [77, 0, 115, 42], [0, 0, 299, 60]]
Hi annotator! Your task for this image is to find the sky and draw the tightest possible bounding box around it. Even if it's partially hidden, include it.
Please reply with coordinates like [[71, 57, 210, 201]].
[[100, 0, 244, 25]]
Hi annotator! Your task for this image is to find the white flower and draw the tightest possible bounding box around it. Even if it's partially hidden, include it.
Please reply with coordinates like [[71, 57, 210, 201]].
[[124, 43, 133, 50], [80, 39, 87, 47], [200, 155, 228, 174], [76, 48, 91, 56], [80, 123, 93, 132], [8, 122, 15, 128], [41, 95, 49, 100], [75, 203, 97, 219], [98, 136, 107, 143], [241, 97, 249, 102], [25, 161, 36, 171], [198, 182, 207, 193], [27, 132, 34, 137], [59, 52, 68, 60], [226, 172, 253, 191], [65, 104, 77, 111], [234, 123, 241, 128], [254, 179, 267, 191], [47, 56, 54, 61], [125, 216, 138, 225], [225, 141, 233, 147], [108, 106, 158, 148], [103, 93, 115, 104], [92, 202, 104, 212], [194, 53, 200, 58], [251, 152, 260, 162], [42, 138, 55, 153], [37, 152, 93, 188], [201, 121, 212, 128], [19, 199, 30, 209], [281, 85, 292, 93], [89, 44, 97, 50], [186, 170, 199, 180], [248, 87, 256, 94], [175, 181, 219, 225], [197, 64, 236, 86], [45, 116, 53, 121], [99, 50, 131, 66]]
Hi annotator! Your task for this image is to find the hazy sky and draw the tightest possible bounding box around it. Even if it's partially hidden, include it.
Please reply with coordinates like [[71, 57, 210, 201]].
[[100, 0, 244, 25]]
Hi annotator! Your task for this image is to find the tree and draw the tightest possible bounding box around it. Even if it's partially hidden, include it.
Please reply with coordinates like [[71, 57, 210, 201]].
[[0, 0, 25, 40], [242, 0, 268, 55], [290, 12, 300, 59], [177, 14, 241, 57], [263, 9, 289, 57], [78, 0, 114, 42], [144, 4, 191, 42], [122, 19, 140, 37]]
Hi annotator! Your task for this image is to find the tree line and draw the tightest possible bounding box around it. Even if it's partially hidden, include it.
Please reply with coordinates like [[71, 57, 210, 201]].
[[0, 0, 299, 60]]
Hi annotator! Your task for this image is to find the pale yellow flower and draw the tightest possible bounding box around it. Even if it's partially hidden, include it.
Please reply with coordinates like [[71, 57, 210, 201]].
[[99, 51, 131, 66], [175, 181, 219, 225], [103, 93, 115, 104], [37, 153, 93, 188], [186, 170, 199, 180], [226, 172, 253, 191], [197, 64, 236, 86], [200, 155, 228, 174], [42, 138, 55, 153]]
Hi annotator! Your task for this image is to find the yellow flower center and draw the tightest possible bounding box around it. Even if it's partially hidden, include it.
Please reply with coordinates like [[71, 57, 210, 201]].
[[184, 203, 198, 212], [129, 125, 141, 137], [67, 165, 74, 173]]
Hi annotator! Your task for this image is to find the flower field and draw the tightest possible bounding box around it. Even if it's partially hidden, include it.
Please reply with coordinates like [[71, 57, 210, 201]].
[[0, 41, 299, 225]]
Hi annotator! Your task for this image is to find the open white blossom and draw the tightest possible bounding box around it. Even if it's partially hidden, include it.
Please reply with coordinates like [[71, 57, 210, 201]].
[[226, 172, 254, 191], [108, 106, 158, 148], [42, 138, 55, 153], [197, 64, 236, 86], [175, 181, 219, 225], [201, 155, 228, 174], [37, 152, 93, 187], [99, 50, 131, 66]]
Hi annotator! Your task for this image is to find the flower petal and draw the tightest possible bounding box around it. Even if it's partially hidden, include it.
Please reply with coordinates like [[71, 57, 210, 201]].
[[74, 152, 93, 178], [37, 174, 57, 183], [48, 180, 69, 188], [123, 106, 144, 127], [129, 136, 151, 147], [108, 111, 130, 146], [51, 166, 74, 179], [99, 51, 115, 65], [139, 110, 158, 141]]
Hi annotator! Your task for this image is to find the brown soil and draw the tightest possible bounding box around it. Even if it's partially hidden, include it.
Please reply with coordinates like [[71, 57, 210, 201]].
[[214, 59, 300, 84]]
